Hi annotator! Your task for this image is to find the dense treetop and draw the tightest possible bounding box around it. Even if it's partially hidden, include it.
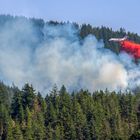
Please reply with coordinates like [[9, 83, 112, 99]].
[[0, 82, 140, 139]]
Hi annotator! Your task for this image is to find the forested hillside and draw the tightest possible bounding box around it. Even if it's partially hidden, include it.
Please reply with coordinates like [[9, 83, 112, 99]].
[[0, 82, 140, 139], [1, 15, 140, 139], [0, 14, 140, 55]]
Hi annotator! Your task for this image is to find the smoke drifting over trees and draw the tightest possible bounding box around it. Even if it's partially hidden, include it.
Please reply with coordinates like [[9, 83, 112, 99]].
[[1, 15, 140, 139], [0, 15, 140, 94]]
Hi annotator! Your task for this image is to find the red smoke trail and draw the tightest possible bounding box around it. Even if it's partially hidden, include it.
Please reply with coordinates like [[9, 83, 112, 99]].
[[120, 40, 140, 59]]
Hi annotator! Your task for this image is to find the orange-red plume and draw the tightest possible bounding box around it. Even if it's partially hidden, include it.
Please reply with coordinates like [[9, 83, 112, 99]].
[[120, 40, 140, 59]]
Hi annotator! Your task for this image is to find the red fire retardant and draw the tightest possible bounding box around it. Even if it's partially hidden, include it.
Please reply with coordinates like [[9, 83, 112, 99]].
[[120, 40, 140, 59]]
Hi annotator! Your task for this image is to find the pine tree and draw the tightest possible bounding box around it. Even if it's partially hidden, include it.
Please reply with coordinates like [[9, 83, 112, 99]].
[[11, 89, 24, 122], [72, 97, 86, 140], [12, 123, 23, 140], [22, 83, 36, 110], [24, 107, 33, 140], [6, 118, 14, 140], [32, 112, 46, 140]]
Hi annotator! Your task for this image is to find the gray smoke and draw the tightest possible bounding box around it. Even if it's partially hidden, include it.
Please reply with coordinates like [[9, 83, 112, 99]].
[[0, 18, 139, 94]]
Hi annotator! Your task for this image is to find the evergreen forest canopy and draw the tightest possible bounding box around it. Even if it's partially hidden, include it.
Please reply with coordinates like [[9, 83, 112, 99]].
[[1, 82, 140, 139], [0, 15, 140, 139]]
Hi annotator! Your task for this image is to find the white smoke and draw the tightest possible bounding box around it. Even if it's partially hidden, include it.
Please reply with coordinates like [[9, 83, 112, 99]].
[[0, 18, 139, 94]]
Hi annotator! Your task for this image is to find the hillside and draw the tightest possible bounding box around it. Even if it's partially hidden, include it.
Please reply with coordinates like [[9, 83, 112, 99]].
[[1, 15, 140, 139], [1, 15, 140, 54]]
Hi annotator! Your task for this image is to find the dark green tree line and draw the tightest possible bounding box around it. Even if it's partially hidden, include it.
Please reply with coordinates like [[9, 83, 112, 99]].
[[0, 83, 140, 139]]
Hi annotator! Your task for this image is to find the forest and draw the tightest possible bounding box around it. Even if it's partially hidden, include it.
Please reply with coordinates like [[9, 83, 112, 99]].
[[1, 15, 140, 139], [1, 82, 140, 140]]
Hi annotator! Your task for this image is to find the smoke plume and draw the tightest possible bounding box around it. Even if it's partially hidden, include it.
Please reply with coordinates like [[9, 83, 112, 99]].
[[0, 18, 139, 94]]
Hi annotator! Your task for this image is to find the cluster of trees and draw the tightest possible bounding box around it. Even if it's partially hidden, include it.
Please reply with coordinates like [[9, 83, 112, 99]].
[[80, 24, 140, 54], [0, 82, 140, 139]]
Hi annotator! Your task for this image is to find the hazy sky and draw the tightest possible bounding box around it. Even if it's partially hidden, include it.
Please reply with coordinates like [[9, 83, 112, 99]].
[[0, 0, 140, 34]]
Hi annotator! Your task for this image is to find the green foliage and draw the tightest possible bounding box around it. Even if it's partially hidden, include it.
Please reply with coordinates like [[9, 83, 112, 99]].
[[0, 82, 140, 139], [11, 89, 24, 122], [12, 123, 23, 140], [22, 83, 36, 110], [79, 24, 140, 54]]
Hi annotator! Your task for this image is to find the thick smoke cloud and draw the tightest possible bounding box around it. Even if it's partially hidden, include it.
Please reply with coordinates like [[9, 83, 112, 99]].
[[0, 18, 139, 94]]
